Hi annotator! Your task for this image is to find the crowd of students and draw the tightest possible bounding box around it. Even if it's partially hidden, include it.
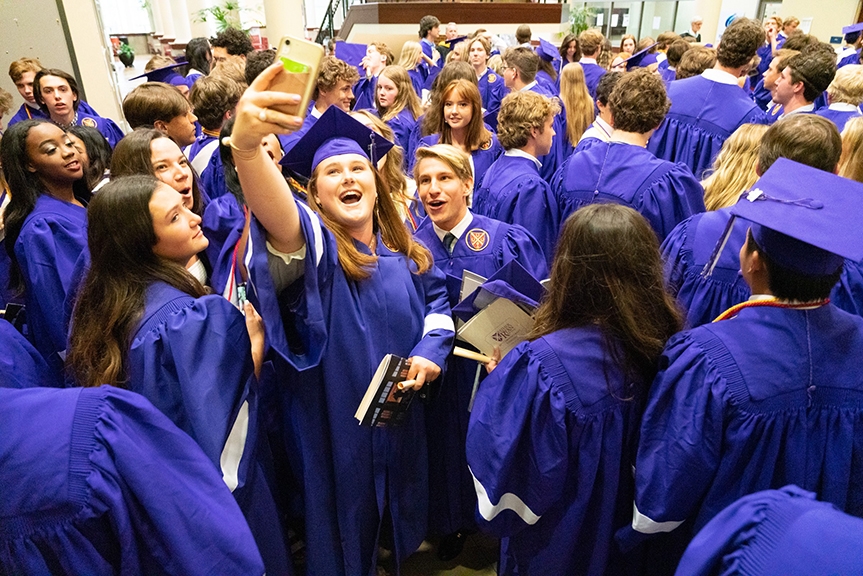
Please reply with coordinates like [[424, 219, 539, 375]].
[[3, 12, 863, 576]]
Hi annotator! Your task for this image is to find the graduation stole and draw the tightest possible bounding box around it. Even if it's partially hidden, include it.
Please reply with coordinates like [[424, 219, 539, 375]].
[[713, 297, 830, 322]]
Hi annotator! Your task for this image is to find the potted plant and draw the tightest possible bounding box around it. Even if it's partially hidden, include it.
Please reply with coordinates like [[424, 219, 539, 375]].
[[569, 5, 597, 36], [118, 43, 135, 67]]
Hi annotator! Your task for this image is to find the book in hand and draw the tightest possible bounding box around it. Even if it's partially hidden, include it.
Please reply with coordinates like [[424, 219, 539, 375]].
[[457, 297, 534, 358], [355, 354, 418, 427]]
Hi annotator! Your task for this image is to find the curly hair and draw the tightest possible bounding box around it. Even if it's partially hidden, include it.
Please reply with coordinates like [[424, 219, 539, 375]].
[[8, 57, 42, 83], [496, 91, 560, 150], [787, 44, 837, 102], [314, 56, 360, 99], [608, 69, 669, 133], [244, 49, 275, 85], [210, 27, 253, 56], [716, 17, 765, 68], [190, 75, 243, 131]]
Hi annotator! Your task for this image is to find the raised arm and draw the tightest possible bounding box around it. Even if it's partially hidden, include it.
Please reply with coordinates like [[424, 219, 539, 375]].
[[230, 63, 306, 253]]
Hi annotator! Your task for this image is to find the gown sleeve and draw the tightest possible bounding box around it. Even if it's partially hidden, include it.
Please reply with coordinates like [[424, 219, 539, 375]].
[[202, 195, 246, 298], [638, 164, 706, 243], [0, 320, 58, 388], [499, 224, 550, 281], [503, 176, 560, 267], [660, 217, 691, 298], [92, 386, 266, 575], [466, 341, 569, 537], [409, 259, 456, 368], [128, 294, 256, 490], [631, 330, 725, 534]]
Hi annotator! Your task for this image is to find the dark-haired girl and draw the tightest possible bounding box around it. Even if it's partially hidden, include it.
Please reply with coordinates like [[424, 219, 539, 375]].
[[67, 174, 292, 575], [67, 124, 112, 191], [466, 204, 683, 576], [1, 119, 89, 376]]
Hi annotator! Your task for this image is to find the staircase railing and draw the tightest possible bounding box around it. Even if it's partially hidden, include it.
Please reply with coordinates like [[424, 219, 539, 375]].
[[315, 0, 350, 45]]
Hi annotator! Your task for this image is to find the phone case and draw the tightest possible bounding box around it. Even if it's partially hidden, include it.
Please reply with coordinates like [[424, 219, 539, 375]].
[[271, 36, 325, 119]]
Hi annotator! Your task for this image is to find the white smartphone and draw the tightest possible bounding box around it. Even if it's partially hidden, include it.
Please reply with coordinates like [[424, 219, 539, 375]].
[[271, 35, 325, 119]]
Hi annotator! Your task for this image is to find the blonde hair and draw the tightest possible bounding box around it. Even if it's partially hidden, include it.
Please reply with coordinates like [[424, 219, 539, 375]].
[[828, 65, 863, 106], [414, 144, 473, 184], [210, 59, 248, 88], [398, 41, 423, 71], [559, 63, 595, 146], [376, 65, 423, 122], [307, 158, 431, 281], [488, 55, 504, 74], [701, 123, 769, 210], [839, 117, 863, 183], [144, 55, 177, 71]]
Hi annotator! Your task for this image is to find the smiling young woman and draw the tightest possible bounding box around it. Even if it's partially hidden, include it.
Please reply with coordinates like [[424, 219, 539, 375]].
[[230, 64, 454, 575], [374, 64, 423, 152], [1, 119, 90, 377], [66, 174, 292, 575]]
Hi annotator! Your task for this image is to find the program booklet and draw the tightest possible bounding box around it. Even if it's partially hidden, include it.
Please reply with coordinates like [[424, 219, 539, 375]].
[[355, 354, 416, 427], [457, 297, 534, 358]]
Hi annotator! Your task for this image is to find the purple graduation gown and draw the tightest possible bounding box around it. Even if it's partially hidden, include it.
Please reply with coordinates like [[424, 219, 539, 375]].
[[474, 153, 562, 267], [77, 113, 124, 148], [245, 204, 454, 576], [467, 327, 644, 575], [0, 385, 265, 575], [648, 75, 768, 178], [7, 103, 48, 126], [676, 486, 863, 576], [200, 146, 229, 201], [383, 107, 418, 155], [581, 62, 607, 100], [353, 75, 378, 112], [554, 142, 706, 242], [629, 303, 863, 569], [202, 193, 246, 299], [414, 212, 547, 535], [14, 194, 88, 375], [661, 210, 863, 327], [814, 106, 862, 133], [477, 67, 507, 113], [129, 282, 292, 575], [0, 318, 58, 388]]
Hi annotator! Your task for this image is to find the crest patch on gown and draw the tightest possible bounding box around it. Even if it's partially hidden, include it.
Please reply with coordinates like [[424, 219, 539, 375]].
[[466, 228, 490, 251], [488, 74, 497, 83], [82, 117, 97, 128]]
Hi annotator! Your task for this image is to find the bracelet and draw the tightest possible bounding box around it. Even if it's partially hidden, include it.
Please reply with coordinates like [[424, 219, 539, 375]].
[[223, 136, 260, 161]]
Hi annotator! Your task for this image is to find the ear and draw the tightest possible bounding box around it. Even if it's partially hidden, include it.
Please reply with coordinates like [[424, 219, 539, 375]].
[[153, 120, 168, 133], [26, 161, 38, 174]]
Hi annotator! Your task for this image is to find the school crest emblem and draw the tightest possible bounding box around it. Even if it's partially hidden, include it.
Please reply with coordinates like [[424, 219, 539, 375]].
[[81, 117, 97, 128], [488, 74, 497, 83], [466, 228, 490, 251]]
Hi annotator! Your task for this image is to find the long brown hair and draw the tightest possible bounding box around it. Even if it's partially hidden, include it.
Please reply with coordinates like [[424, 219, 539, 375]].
[[307, 160, 431, 281], [68, 176, 206, 388], [421, 61, 477, 137], [531, 204, 682, 384], [438, 80, 492, 152], [559, 63, 595, 146], [111, 128, 205, 215], [376, 65, 423, 122]]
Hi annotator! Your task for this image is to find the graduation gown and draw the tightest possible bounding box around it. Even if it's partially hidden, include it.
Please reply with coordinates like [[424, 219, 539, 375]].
[[477, 67, 507, 113], [648, 75, 768, 179], [185, 132, 220, 176], [0, 385, 265, 575], [77, 112, 124, 148], [814, 104, 862, 133], [474, 153, 562, 267], [676, 486, 863, 575], [467, 327, 644, 576], [382, 107, 418, 156], [7, 103, 48, 126], [837, 46, 861, 68], [14, 194, 88, 376], [0, 319, 58, 388], [202, 192, 247, 301], [246, 204, 454, 576], [413, 133, 503, 194], [581, 62, 607, 100], [554, 141, 705, 243], [353, 75, 378, 112], [661, 210, 863, 328], [414, 213, 547, 535], [128, 282, 291, 575], [629, 303, 863, 570]]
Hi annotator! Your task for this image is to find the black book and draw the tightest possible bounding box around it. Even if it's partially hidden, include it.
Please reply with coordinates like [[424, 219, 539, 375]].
[[354, 354, 418, 427]]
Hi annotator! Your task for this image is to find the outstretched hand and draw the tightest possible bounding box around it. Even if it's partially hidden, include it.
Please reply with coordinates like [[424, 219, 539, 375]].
[[228, 62, 305, 151]]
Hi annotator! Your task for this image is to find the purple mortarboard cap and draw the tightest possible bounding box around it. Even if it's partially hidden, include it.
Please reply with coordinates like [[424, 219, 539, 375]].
[[453, 259, 545, 321], [843, 22, 863, 34], [130, 60, 189, 86], [537, 38, 561, 62], [335, 41, 367, 76], [280, 106, 393, 178], [623, 43, 658, 70], [703, 158, 863, 278], [441, 36, 469, 51]]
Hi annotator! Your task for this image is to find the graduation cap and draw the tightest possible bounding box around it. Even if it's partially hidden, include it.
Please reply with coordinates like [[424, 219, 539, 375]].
[[623, 43, 658, 70], [335, 41, 367, 76], [843, 22, 863, 35], [279, 106, 394, 178], [703, 158, 863, 277], [453, 259, 545, 321], [130, 60, 190, 87], [537, 38, 561, 63], [440, 36, 469, 51]]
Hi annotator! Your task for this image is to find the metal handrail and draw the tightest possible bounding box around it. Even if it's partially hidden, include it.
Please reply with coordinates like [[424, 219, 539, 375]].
[[315, 0, 349, 45]]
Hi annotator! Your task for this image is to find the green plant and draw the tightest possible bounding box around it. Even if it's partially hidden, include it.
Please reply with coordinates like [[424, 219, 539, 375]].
[[118, 43, 134, 57], [193, 0, 262, 32], [569, 5, 597, 36]]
